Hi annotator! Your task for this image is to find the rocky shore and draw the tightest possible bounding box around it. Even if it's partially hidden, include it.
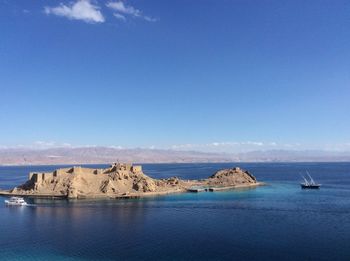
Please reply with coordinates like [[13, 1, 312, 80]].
[[2, 163, 262, 199]]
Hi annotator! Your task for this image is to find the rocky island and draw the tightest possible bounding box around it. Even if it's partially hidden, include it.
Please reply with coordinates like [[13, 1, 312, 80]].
[[1, 163, 262, 199]]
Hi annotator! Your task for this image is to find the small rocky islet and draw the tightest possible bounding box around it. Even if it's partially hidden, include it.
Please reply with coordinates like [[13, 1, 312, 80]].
[[4, 163, 261, 199]]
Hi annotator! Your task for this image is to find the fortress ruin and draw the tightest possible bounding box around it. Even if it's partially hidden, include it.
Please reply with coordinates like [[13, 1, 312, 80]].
[[28, 163, 143, 184]]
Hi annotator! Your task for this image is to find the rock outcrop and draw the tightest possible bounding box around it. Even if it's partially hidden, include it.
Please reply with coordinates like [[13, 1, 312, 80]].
[[10, 164, 260, 199], [207, 167, 257, 186]]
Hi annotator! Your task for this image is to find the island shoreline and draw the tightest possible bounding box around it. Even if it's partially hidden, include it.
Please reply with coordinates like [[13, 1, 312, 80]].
[[1, 164, 263, 199]]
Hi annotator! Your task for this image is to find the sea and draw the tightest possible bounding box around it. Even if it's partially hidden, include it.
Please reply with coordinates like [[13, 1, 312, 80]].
[[0, 162, 350, 261]]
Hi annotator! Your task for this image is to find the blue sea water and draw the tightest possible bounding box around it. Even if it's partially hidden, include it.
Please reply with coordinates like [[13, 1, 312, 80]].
[[1, 162, 350, 261]]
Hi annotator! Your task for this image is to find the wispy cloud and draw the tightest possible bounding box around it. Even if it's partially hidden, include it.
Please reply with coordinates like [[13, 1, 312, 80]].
[[143, 16, 157, 22], [106, 1, 157, 22], [113, 13, 126, 21], [108, 145, 124, 149], [170, 141, 302, 153], [1, 142, 350, 153], [33, 141, 73, 149], [0, 141, 73, 150], [106, 1, 141, 16], [169, 141, 350, 153], [44, 0, 105, 23]]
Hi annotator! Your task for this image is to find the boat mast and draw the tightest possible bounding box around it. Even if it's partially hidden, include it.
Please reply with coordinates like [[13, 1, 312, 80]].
[[306, 171, 315, 185], [300, 173, 309, 185]]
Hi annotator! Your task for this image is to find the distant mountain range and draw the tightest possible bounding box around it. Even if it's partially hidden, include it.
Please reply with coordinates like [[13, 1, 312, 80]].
[[0, 147, 349, 165]]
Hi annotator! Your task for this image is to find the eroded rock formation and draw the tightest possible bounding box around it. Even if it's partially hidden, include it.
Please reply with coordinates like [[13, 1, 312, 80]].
[[10, 164, 259, 198], [207, 167, 257, 186]]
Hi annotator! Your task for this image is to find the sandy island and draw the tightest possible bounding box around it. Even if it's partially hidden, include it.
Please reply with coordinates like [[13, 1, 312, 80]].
[[0, 163, 263, 199]]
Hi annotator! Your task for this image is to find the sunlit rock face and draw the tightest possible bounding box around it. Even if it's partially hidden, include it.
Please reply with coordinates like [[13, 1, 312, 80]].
[[12, 164, 259, 199], [14, 163, 185, 198], [207, 167, 257, 186]]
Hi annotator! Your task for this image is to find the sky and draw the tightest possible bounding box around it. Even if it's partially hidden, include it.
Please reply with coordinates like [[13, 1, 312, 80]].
[[0, 0, 349, 152]]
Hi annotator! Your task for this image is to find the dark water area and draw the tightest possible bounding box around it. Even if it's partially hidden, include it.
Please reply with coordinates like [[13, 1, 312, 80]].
[[1, 162, 350, 260]]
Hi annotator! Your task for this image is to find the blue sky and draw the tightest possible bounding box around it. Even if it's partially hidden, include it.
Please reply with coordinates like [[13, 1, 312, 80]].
[[0, 0, 349, 152]]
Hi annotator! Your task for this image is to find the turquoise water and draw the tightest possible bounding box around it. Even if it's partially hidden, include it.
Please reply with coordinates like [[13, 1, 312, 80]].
[[1, 163, 350, 260]]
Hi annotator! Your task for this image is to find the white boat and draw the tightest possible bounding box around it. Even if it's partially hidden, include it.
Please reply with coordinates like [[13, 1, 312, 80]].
[[4, 197, 28, 206]]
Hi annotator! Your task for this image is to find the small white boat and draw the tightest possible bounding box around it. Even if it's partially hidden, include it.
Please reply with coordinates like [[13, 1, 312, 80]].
[[4, 197, 28, 206]]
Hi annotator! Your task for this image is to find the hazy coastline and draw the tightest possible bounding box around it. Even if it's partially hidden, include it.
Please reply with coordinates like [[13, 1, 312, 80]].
[[1, 147, 350, 166]]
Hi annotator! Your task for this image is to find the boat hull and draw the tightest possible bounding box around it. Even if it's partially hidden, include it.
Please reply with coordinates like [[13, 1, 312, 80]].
[[5, 201, 28, 206], [4, 197, 28, 206], [300, 184, 320, 189]]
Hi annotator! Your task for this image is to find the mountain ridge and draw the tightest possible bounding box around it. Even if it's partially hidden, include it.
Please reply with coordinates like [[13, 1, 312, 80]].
[[0, 147, 350, 165]]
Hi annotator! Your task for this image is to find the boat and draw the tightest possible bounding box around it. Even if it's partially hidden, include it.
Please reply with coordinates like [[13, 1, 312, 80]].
[[4, 196, 28, 206], [300, 172, 321, 189]]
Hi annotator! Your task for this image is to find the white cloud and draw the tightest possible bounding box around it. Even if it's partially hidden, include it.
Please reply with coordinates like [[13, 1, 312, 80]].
[[107, 1, 157, 22], [107, 1, 141, 16], [33, 141, 72, 149], [170, 141, 285, 153], [47, 155, 63, 158], [44, 0, 105, 23], [143, 16, 157, 22], [34, 141, 56, 147], [113, 13, 126, 21], [108, 145, 124, 149], [244, 141, 264, 146]]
